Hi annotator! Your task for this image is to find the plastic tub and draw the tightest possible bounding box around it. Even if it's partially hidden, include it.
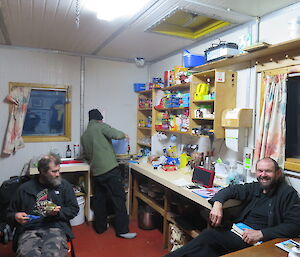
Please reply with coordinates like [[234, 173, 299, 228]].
[[112, 138, 129, 154], [133, 83, 146, 92], [184, 54, 205, 68], [70, 196, 85, 226]]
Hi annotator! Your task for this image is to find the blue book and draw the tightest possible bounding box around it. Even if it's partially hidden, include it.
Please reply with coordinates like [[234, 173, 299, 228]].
[[231, 223, 262, 245], [232, 223, 253, 234]]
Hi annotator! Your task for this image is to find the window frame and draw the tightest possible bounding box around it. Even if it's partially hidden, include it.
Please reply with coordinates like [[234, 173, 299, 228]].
[[9, 82, 72, 142]]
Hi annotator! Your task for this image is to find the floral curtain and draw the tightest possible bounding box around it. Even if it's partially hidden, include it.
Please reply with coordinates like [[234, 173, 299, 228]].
[[252, 73, 287, 171], [3, 86, 31, 155]]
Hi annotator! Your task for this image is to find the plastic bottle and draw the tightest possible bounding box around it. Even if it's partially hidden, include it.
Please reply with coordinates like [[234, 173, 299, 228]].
[[205, 152, 211, 170], [66, 145, 72, 158], [227, 161, 238, 185], [73, 144, 80, 159]]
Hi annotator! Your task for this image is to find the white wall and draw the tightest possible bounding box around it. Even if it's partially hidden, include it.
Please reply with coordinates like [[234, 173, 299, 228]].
[[0, 48, 81, 183], [259, 2, 300, 44], [84, 58, 148, 151], [0, 49, 148, 184]]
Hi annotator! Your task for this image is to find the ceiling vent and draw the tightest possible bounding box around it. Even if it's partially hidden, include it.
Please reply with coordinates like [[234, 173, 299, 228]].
[[148, 8, 231, 40], [146, 1, 254, 41]]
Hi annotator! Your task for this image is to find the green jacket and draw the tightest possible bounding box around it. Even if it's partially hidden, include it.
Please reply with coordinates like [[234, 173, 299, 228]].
[[81, 120, 125, 176]]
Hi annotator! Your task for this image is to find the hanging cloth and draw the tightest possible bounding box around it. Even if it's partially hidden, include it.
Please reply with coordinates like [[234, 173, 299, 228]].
[[3, 86, 31, 155], [252, 73, 287, 172]]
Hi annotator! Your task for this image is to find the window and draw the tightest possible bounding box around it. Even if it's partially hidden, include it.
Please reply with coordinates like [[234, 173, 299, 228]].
[[285, 75, 300, 172], [10, 82, 71, 142]]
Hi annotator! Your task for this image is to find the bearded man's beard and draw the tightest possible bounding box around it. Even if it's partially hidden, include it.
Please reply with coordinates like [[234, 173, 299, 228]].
[[43, 173, 62, 187], [257, 176, 275, 191]]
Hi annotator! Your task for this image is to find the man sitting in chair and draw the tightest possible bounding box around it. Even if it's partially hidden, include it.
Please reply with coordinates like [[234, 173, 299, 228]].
[[164, 157, 300, 257], [7, 153, 79, 257]]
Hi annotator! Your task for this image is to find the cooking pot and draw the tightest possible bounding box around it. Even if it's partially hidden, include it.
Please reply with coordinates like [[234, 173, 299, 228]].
[[138, 206, 156, 230]]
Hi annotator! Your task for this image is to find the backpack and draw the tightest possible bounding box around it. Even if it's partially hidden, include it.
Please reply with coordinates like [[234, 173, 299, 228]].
[[0, 164, 31, 244]]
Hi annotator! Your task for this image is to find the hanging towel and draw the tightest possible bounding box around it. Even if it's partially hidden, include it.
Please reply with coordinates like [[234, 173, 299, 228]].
[[3, 86, 31, 155]]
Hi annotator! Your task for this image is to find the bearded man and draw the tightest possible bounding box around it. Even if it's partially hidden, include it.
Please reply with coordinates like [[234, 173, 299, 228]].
[[164, 157, 300, 257], [7, 154, 79, 257]]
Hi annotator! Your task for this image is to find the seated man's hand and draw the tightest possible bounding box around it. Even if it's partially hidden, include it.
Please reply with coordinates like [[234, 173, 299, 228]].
[[49, 206, 61, 216], [242, 229, 263, 245], [15, 212, 29, 225], [209, 201, 223, 227]]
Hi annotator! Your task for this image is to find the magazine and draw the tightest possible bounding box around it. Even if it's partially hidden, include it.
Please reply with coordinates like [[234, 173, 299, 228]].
[[275, 239, 300, 253], [191, 187, 220, 199]]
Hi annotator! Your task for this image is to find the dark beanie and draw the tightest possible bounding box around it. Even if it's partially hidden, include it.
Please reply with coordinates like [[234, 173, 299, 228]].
[[89, 109, 103, 121]]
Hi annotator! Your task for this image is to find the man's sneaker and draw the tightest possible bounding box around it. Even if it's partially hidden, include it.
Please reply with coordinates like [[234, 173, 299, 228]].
[[118, 232, 137, 239]]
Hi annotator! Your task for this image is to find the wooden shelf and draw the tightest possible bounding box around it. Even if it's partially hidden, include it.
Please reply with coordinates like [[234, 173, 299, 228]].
[[137, 142, 151, 147], [193, 100, 214, 104], [138, 108, 152, 111], [154, 107, 189, 111], [138, 89, 153, 94], [135, 191, 164, 216], [137, 90, 153, 155], [167, 213, 200, 239], [190, 134, 209, 138], [157, 83, 190, 91], [156, 129, 189, 135], [192, 117, 214, 121], [137, 127, 152, 130], [192, 37, 300, 72]]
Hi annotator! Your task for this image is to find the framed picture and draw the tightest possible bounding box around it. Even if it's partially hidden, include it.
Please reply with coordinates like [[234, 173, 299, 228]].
[[9, 82, 71, 142]]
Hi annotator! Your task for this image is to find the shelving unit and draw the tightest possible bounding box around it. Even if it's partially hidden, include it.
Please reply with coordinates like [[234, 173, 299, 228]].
[[130, 163, 240, 248], [153, 83, 190, 135], [190, 69, 237, 138], [131, 170, 201, 248], [136, 89, 153, 155]]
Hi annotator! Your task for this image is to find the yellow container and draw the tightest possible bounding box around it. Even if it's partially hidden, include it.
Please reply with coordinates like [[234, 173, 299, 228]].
[[194, 83, 209, 100]]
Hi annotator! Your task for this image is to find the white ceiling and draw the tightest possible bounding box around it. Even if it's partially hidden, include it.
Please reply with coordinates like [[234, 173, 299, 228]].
[[0, 0, 299, 63]]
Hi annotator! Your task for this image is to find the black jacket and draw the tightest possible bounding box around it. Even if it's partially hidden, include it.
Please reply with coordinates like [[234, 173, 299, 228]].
[[209, 179, 300, 241], [7, 177, 79, 250]]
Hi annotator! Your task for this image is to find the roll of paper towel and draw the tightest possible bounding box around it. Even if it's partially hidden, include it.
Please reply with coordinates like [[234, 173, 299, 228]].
[[225, 128, 239, 152]]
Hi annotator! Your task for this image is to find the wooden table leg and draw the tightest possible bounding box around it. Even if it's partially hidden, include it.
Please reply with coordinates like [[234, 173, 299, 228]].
[[163, 190, 171, 248], [131, 174, 139, 220]]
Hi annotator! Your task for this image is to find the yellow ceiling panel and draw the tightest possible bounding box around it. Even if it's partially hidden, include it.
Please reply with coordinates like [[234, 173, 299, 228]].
[[150, 9, 231, 40]]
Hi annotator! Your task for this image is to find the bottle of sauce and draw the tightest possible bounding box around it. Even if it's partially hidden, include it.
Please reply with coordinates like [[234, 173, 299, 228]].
[[66, 145, 72, 158]]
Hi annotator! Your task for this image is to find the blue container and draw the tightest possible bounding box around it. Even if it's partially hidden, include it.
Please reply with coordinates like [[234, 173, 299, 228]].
[[134, 83, 146, 92], [184, 54, 205, 68]]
